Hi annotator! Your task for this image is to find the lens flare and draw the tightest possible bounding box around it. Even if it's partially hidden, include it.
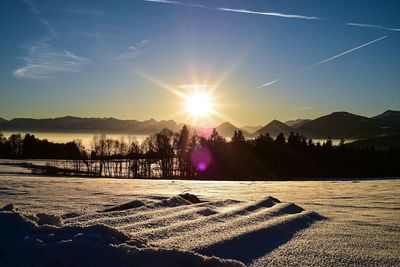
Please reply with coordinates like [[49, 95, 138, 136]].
[[190, 147, 212, 172]]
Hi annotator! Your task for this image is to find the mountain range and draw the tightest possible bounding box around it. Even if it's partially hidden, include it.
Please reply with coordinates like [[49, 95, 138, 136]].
[[295, 110, 400, 139], [0, 116, 182, 135], [0, 110, 399, 140]]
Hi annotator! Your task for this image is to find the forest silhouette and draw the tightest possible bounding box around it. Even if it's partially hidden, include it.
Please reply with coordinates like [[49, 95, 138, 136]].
[[0, 126, 399, 180]]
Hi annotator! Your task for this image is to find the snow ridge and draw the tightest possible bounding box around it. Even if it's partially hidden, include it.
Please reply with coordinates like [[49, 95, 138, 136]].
[[0, 211, 244, 267], [0, 195, 324, 266]]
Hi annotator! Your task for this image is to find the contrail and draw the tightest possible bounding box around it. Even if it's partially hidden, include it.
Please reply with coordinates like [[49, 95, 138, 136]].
[[305, 35, 387, 70], [258, 79, 281, 89], [216, 8, 319, 20], [144, 0, 389, 89], [347, 23, 400, 32], [144, 0, 320, 20], [258, 35, 388, 88]]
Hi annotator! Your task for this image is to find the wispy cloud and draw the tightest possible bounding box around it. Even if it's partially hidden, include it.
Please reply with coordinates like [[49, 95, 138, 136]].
[[17, 0, 94, 80], [258, 35, 388, 88], [305, 35, 387, 70], [38, 18, 58, 37], [144, 0, 320, 20], [116, 40, 150, 60], [346, 23, 400, 32], [13, 41, 91, 80], [116, 47, 140, 60], [23, 0, 59, 37], [24, 0, 40, 14]]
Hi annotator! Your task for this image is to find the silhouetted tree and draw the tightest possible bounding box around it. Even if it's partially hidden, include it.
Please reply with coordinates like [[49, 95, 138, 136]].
[[176, 125, 190, 177], [232, 130, 245, 144], [155, 128, 174, 178], [9, 134, 23, 157], [275, 133, 286, 146]]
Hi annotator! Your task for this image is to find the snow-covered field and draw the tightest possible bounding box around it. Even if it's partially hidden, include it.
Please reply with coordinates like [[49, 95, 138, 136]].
[[0, 162, 399, 266]]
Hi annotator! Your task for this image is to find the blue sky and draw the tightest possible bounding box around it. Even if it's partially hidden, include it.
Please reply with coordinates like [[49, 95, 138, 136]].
[[0, 0, 399, 125]]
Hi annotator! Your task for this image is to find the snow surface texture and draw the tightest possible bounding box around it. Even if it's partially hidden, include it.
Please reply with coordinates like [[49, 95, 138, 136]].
[[0, 195, 322, 266], [0, 211, 245, 267], [0, 161, 399, 266]]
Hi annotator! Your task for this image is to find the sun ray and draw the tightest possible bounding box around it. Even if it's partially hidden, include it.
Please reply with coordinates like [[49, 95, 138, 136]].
[[211, 43, 256, 93], [133, 69, 187, 99]]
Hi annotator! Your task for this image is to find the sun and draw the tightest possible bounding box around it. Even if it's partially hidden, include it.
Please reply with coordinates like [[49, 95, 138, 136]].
[[132, 71, 228, 126], [184, 90, 214, 118]]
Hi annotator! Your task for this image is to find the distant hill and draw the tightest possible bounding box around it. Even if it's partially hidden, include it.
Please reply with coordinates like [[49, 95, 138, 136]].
[[216, 122, 247, 137], [0, 116, 181, 134], [254, 120, 293, 137], [284, 119, 311, 128], [240, 125, 263, 134], [297, 110, 400, 139], [372, 110, 400, 123], [297, 112, 370, 138]]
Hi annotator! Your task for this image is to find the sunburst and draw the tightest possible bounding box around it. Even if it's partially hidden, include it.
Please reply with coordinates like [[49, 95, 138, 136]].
[[133, 71, 236, 130]]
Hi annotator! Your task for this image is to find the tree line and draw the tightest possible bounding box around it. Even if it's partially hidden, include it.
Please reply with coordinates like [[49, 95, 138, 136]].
[[0, 126, 399, 179], [0, 133, 81, 159]]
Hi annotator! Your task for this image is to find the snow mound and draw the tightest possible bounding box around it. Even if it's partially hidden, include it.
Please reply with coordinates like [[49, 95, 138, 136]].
[[160, 195, 193, 207], [179, 193, 202, 204], [100, 200, 146, 212], [196, 208, 219, 216], [0, 212, 36, 239], [0, 206, 64, 226], [196, 211, 325, 264], [36, 213, 64, 226], [0, 203, 15, 212], [98, 194, 196, 214], [274, 203, 304, 214], [0, 211, 244, 267], [243, 196, 281, 212]]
